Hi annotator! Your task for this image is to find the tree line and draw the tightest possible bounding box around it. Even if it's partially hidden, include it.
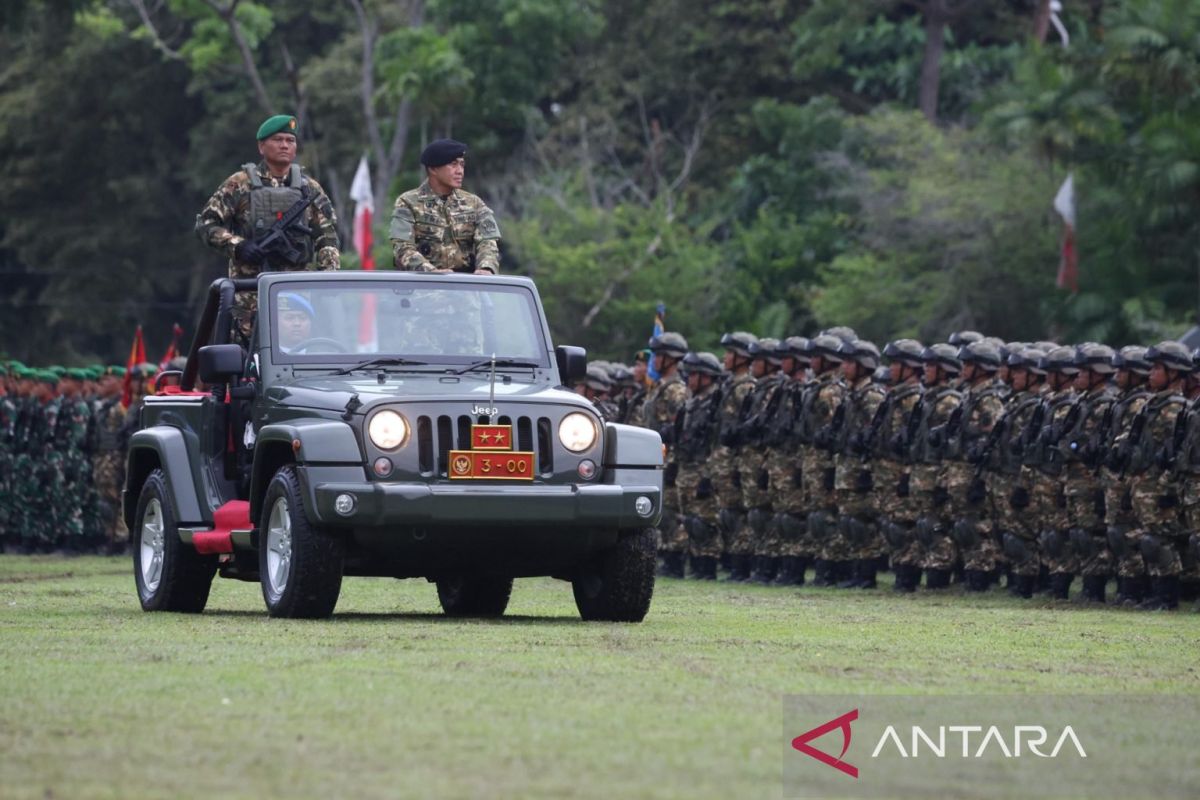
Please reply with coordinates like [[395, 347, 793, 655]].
[[1, 0, 1197, 364]]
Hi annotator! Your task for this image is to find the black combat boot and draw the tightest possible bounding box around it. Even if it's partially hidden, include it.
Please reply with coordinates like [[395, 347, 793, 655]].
[[762, 557, 781, 584], [925, 568, 951, 589], [1139, 576, 1180, 610], [857, 559, 878, 590], [793, 556, 810, 587], [810, 559, 830, 587], [892, 564, 915, 593], [748, 556, 770, 584], [1115, 575, 1148, 606], [963, 569, 984, 592], [1179, 579, 1200, 602], [772, 556, 797, 586], [1035, 565, 1051, 594], [727, 554, 751, 582], [692, 556, 718, 580], [719, 553, 732, 574], [1049, 572, 1073, 600], [658, 551, 685, 579], [1079, 575, 1107, 603], [1015, 573, 1036, 599], [836, 560, 862, 589]]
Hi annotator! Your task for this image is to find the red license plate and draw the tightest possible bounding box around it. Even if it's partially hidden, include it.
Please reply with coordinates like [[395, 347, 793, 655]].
[[448, 450, 535, 480]]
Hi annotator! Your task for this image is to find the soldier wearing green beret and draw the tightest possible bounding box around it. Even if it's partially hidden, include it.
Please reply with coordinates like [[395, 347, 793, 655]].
[[195, 114, 341, 336], [390, 138, 502, 274]]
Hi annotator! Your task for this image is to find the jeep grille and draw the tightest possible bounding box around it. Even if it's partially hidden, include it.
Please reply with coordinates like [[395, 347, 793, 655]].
[[416, 414, 555, 477]]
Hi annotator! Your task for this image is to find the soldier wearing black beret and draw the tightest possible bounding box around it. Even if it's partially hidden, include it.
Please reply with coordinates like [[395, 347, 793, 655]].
[[389, 138, 502, 274]]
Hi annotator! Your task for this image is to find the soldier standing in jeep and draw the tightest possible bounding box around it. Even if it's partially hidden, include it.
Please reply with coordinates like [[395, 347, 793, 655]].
[[389, 138, 502, 275]]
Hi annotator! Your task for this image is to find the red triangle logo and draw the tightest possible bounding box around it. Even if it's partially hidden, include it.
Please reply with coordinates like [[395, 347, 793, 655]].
[[791, 709, 859, 778]]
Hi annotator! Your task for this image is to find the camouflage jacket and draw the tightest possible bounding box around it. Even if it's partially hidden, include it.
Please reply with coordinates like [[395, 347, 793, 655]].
[[676, 381, 723, 463], [390, 181, 501, 273], [1126, 388, 1187, 477], [1059, 384, 1118, 469], [642, 373, 687, 445], [835, 375, 886, 458], [801, 369, 847, 455], [716, 372, 756, 448], [951, 378, 1007, 462], [908, 384, 962, 465], [739, 372, 788, 450], [195, 161, 340, 276], [871, 380, 923, 463]]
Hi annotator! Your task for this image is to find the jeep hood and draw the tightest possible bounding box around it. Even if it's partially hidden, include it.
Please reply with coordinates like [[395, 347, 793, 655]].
[[264, 374, 591, 414]]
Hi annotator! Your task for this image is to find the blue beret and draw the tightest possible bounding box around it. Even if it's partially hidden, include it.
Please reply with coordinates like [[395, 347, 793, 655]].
[[420, 138, 467, 168], [278, 292, 314, 318]]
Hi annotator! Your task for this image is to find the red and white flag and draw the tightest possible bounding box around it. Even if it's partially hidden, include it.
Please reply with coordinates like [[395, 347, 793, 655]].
[[350, 155, 378, 351], [1054, 173, 1078, 293]]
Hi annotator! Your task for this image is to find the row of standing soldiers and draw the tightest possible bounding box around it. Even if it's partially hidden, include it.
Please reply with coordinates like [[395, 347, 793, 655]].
[[0, 361, 158, 554], [581, 329, 1200, 611]]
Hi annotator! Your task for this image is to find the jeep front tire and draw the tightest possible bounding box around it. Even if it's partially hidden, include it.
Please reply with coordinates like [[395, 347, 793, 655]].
[[134, 469, 217, 613], [572, 528, 656, 622], [259, 465, 344, 618]]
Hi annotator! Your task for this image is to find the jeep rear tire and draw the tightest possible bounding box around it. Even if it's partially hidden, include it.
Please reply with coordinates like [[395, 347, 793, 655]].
[[259, 465, 344, 619], [133, 469, 217, 613], [436, 574, 513, 617], [572, 528, 656, 622]]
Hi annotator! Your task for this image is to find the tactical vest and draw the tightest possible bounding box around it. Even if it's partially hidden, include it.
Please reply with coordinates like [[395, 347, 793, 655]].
[[1127, 392, 1187, 475], [909, 385, 962, 465], [678, 385, 724, 462], [242, 163, 314, 265], [642, 375, 683, 433], [871, 382, 921, 460], [949, 382, 1006, 460], [95, 397, 122, 451]]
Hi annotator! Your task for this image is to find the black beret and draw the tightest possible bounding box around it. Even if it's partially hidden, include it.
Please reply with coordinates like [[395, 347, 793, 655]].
[[420, 138, 467, 168]]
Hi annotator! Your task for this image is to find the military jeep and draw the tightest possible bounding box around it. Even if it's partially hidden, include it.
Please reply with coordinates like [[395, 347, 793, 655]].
[[123, 272, 663, 621]]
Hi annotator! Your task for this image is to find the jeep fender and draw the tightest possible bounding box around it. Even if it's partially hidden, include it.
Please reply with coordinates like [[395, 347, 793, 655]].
[[251, 420, 364, 522], [602, 423, 663, 468], [124, 427, 206, 529]]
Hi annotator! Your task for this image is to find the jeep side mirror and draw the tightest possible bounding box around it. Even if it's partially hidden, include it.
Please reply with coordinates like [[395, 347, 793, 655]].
[[555, 345, 587, 386], [198, 344, 245, 384], [154, 370, 183, 393]]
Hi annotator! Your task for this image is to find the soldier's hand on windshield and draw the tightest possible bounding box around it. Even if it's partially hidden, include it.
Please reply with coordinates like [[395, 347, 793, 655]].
[[474, 268, 494, 275], [235, 239, 266, 265]]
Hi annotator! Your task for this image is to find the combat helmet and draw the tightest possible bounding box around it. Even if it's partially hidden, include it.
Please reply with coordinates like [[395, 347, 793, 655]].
[[1038, 346, 1079, 375], [682, 351, 724, 377], [947, 330, 983, 346], [781, 336, 811, 363], [838, 338, 880, 370], [872, 365, 892, 385], [1112, 345, 1150, 375], [958, 340, 1002, 371], [747, 337, 781, 362], [648, 331, 689, 357], [1075, 343, 1116, 374], [1146, 340, 1193, 372], [806, 334, 845, 363], [820, 326, 858, 344], [719, 331, 758, 357], [921, 343, 962, 374], [584, 364, 612, 392], [883, 338, 924, 367]]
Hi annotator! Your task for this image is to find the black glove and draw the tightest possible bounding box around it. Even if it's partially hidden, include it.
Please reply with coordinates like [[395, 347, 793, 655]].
[[854, 469, 873, 493], [791, 466, 803, 489], [965, 442, 985, 464], [966, 477, 986, 506], [1009, 487, 1030, 509], [756, 468, 769, 491], [235, 239, 266, 266], [1157, 493, 1179, 510], [696, 477, 714, 500], [928, 426, 946, 450]]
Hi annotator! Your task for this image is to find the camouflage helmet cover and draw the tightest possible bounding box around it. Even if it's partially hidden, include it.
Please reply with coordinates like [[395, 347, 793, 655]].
[[648, 331, 689, 357], [1038, 346, 1079, 375], [958, 341, 1002, 370], [683, 351, 724, 377], [781, 336, 811, 362], [807, 334, 845, 363], [947, 330, 983, 346], [883, 338, 924, 367], [921, 343, 962, 374], [747, 337, 781, 361], [719, 331, 758, 357], [584, 364, 612, 391], [1112, 345, 1150, 375], [1146, 340, 1193, 371], [820, 326, 858, 344], [838, 338, 880, 370], [1074, 343, 1116, 374]]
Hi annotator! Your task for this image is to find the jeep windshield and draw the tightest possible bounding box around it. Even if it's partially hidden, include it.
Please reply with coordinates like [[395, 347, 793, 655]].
[[268, 280, 550, 368]]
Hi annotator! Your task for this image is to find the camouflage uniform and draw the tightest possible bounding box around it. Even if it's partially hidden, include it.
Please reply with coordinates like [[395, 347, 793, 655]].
[[738, 370, 788, 573], [390, 181, 501, 273], [711, 371, 756, 561], [642, 372, 688, 557], [55, 395, 90, 549], [93, 396, 128, 547], [1103, 385, 1152, 596], [1061, 383, 1119, 591], [676, 378, 724, 568], [988, 386, 1049, 590], [947, 377, 1006, 579], [873, 381, 924, 580], [195, 161, 340, 334], [762, 375, 809, 562], [1022, 386, 1077, 584], [0, 389, 15, 548], [833, 374, 887, 573], [803, 370, 849, 572], [1127, 390, 1187, 579], [910, 384, 962, 580]]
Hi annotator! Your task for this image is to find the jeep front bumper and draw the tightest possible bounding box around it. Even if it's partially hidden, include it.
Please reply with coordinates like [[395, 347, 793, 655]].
[[298, 466, 663, 530]]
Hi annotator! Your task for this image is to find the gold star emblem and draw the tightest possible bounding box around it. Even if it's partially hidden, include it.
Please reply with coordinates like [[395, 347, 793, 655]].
[[479, 432, 493, 444], [493, 431, 506, 445]]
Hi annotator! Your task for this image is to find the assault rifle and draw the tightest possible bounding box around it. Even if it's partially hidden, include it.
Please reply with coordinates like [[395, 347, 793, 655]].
[[854, 393, 893, 461], [255, 186, 316, 268], [676, 386, 726, 462]]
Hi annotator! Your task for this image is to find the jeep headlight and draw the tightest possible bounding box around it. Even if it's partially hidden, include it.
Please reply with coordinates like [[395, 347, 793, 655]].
[[368, 410, 408, 450], [558, 412, 598, 453]]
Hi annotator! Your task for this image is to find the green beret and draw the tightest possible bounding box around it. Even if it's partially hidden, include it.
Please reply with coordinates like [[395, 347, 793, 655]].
[[257, 115, 299, 141], [37, 370, 59, 384], [48, 366, 66, 377], [103, 365, 127, 378], [65, 368, 89, 380], [134, 362, 158, 377], [5, 359, 24, 373], [13, 365, 35, 379]]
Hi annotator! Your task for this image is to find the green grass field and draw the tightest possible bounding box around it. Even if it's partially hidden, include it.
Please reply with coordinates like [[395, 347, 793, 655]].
[[2, 555, 1198, 799]]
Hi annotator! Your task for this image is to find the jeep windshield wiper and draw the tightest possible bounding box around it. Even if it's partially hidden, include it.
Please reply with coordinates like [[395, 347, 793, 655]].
[[452, 358, 541, 375], [333, 357, 428, 375]]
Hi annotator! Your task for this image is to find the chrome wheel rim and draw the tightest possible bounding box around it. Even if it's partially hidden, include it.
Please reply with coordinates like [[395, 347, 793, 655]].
[[140, 498, 165, 594], [266, 497, 293, 597]]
